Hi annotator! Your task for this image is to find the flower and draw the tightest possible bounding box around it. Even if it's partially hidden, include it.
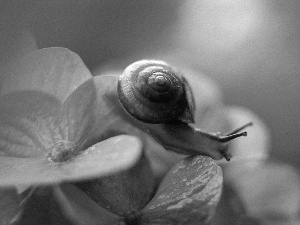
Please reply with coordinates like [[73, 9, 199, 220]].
[[60, 154, 223, 225], [0, 47, 228, 224], [0, 47, 144, 224], [0, 47, 143, 187]]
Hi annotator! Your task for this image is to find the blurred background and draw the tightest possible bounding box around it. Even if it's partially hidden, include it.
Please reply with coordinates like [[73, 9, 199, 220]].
[[1, 0, 299, 169], [2, 1, 300, 224]]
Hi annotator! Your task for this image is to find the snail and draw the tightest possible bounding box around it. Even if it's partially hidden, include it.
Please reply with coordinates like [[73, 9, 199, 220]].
[[118, 60, 195, 124], [117, 60, 252, 161]]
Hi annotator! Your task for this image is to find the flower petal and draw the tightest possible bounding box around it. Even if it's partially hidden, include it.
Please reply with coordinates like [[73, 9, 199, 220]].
[[74, 152, 156, 218], [0, 47, 92, 102], [0, 91, 61, 157], [59, 78, 96, 148], [0, 135, 142, 186], [140, 155, 223, 224], [55, 184, 121, 225]]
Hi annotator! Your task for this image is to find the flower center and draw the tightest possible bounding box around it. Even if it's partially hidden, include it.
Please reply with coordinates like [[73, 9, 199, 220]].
[[47, 141, 76, 162]]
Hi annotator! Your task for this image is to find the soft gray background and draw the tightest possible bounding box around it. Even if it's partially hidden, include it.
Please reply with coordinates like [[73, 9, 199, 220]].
[[1, 0, 300, 170]]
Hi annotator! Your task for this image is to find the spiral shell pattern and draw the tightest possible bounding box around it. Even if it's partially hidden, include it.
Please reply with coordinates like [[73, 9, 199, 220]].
[[118, 60, 195, 124]]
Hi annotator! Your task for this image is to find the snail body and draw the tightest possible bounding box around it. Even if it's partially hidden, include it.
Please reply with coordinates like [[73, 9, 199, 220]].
[[118, 60, 195, 124], [117, 60, 251, 160]]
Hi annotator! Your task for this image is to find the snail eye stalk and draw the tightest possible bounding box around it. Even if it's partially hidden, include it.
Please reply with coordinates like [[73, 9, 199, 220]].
[[214, 122, 253, 161], [224, 122, 253, 136], [194, 122, 253, 142]]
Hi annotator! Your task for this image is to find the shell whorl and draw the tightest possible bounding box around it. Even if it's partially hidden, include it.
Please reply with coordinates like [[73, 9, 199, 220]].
[[118, 60, 195, 124]]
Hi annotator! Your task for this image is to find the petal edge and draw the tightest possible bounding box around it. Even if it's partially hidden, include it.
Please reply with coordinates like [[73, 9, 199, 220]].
[[1, 47, 92, 102]]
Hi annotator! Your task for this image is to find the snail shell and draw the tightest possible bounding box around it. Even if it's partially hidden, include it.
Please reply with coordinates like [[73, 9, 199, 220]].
[[118, 60, 195, 124]]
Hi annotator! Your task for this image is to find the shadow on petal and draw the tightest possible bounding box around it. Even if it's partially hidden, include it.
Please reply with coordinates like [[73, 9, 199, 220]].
[[55, 184, 121, 225], [0, 188, 21, 225], [16, 187, 73, 225], [74, 150, 156, 218]]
